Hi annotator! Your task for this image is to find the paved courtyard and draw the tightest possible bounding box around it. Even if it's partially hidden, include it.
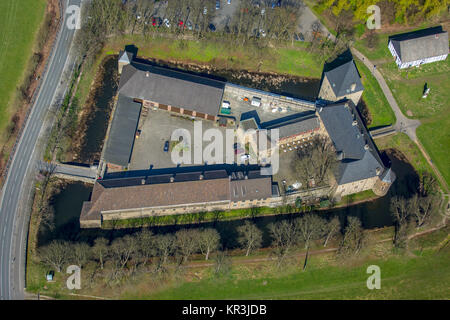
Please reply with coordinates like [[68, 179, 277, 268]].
[[129, 109, 232, 170]]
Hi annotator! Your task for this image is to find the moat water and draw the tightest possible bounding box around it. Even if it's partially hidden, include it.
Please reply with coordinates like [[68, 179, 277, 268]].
[[42, 58, 419, 248], [41, 151, 418, 248]]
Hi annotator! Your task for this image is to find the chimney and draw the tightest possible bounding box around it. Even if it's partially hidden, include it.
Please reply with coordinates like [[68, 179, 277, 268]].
[[350, 83, 356, 92]]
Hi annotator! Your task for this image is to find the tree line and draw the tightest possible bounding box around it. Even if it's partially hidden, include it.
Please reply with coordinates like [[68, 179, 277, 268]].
[[39, 212, 357, 284], [390, 172, 442, 249]]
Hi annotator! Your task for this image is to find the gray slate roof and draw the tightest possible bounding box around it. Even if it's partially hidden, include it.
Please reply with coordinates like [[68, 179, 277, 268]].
[[389, 27, 449, 63], [324, 60, 363, 98], [119, 61, 225, 116], [103, 95, 141, 167], [263, 113, 319, 139], [318, 102, 385, 185], [118, 50, 133, 64]]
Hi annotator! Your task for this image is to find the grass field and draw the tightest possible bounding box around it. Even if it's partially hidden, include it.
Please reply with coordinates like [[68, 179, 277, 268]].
[[124, 227, 449, 300], [141, 252, 449, 299], [0, 0, 46, 140], [354, 60, 396, 128], [106, 35, 325, 78], [376, 133, 436, 178]]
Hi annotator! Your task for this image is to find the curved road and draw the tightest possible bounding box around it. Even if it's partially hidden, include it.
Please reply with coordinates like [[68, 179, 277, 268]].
[[0, 0, 81, 300]]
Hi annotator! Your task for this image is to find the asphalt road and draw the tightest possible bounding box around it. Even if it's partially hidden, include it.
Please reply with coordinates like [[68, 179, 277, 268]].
[[0, 0, 81, 300]]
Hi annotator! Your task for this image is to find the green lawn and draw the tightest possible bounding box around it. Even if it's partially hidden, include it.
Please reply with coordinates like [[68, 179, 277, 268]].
[[131, 246, 449, 299], [106, 35, 325, 78], [379, 59, 450, 185], [376, 133, 436, 178], [354, 60, 396, 128], [0, 0, 46, 139]]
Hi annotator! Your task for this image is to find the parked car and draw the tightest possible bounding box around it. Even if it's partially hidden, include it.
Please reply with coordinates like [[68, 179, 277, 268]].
[[294, 32, 305, 42], [163, 18, 170, 28], [178, 20, 184, 27], [152, 17, 162, 27], [233, 142, 240, 149], [261, 8, 265, 15], [240, 154, 250, 161], [227, 0, 231, 4], [260, 29, 266, 37], [208, 23, 216, 32], [216, 0, 220, 10], [164, 141, 169, 152], [186, 20, 193, 30]]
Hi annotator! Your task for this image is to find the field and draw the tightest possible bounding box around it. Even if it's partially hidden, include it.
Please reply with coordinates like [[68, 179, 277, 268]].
[[105, 35, 325, 78], [122, 226, 450, 300], [354, 60, 396, 128], [0, 0, 46, 142], [355, 32, 450, 186]]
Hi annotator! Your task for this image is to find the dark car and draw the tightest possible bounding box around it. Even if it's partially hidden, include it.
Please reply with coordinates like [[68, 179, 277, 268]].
[[152, 17, 162, 27], [294, 32, 305, 42], [164, 141, 169, 152], [208, 23, 216, 31]]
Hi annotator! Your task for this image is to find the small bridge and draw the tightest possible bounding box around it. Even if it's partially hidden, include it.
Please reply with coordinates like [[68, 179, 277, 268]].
[[369, 125, 397, 139], [39, 161, 97, 183]]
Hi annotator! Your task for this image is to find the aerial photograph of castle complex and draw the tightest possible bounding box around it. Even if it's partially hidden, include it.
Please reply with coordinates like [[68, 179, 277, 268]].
[[0, 0, 448, 309]]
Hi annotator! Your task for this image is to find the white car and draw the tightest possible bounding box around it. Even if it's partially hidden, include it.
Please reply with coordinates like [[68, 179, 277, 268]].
[[163, 18, 170, 28], [203, 7, 207, 15], [240, 154, 250, 161]]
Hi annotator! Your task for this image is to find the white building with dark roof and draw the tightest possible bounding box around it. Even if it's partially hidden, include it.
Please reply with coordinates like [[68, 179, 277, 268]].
[[388, 26, 448, 69]]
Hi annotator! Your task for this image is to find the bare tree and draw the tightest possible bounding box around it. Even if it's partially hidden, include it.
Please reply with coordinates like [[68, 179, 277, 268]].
[[295, 135, 337, 187], [390, 196, 412, 249], [154, 234, 176, 269], [197, 228, 221, 260], [92, 237, 109, 269], [38, 240, 71, 272], [323, 216, 341, 247], [175, 229, 200, 264], [295, 213, 325, 270], [213, 250, 232, 277], [70, 242, 91, 268], [338, 216, 366, 256], [136, 229, 155, 266], [237, 221, 263, 256], [268, 219, 298, 268], [295, 214, 325, 250], [110, 235, 138, 280]]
